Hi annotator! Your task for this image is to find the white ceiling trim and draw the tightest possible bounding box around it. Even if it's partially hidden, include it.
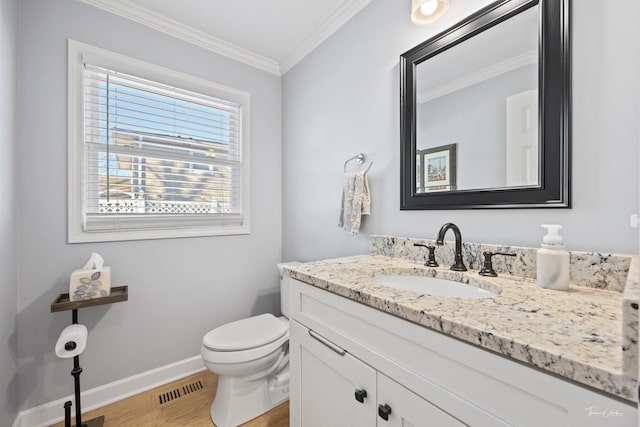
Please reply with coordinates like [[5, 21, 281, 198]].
[[418, 51, 538, 104], [77, 0, 374, 76], [279, 0, 374, 74], [77, 0, 282, 75]]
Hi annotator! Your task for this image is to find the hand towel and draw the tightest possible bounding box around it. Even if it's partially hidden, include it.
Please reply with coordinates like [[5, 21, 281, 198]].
[[339, 172, 371, 235]]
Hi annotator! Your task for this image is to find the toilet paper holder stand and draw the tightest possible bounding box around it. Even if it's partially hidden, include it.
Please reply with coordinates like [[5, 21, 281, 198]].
[[52, 285, 128, 427]]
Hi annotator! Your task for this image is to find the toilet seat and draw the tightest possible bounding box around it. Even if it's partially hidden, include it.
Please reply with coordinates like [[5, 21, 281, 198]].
[[202, 314, 289, 364], [202, 333, 289, 365]]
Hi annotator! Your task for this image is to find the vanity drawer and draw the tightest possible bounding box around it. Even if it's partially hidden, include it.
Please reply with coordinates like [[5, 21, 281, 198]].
[[287, 276, 635, 427]]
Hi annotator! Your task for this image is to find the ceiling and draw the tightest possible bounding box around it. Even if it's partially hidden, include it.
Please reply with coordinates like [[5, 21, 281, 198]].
[[78, 0, 374, 75]]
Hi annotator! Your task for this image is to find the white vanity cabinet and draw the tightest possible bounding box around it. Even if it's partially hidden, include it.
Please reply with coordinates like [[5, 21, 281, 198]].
[[377, 373, 464, 426], [290, 319, 376, 427], [287, 276, 637, 427], [290, 320, 463, 426]]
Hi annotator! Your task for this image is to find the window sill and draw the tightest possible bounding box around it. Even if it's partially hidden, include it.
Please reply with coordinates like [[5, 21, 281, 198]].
[[67, 224, 250, 243]]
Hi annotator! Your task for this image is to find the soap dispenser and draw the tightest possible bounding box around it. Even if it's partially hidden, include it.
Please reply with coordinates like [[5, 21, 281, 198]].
[[536, 224, 570, 290]]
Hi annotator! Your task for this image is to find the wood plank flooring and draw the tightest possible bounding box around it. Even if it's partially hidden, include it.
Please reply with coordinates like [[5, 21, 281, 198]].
[[49, 371, 289, 427]]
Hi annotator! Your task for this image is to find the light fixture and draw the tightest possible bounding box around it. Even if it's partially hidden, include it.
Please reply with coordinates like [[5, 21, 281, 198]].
[[411, 0, 449, 25]]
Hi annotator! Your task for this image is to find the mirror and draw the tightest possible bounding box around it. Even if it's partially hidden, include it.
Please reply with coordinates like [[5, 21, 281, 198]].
[[400, 0, 570, 209]]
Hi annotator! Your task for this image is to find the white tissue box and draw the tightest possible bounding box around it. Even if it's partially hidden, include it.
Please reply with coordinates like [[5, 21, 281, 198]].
[[69, 267, 111, 301]]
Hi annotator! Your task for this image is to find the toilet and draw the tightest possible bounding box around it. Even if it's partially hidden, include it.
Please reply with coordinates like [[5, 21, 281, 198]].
[[201, 274, 290, 427]]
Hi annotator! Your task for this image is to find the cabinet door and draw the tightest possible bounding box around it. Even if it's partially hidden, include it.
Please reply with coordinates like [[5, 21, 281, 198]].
[[377, 373, 464, 427], [290, 320, 377, 427]]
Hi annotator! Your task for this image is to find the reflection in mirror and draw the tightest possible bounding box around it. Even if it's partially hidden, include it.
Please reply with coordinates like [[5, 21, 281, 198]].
[[415, 6, 538, 193]]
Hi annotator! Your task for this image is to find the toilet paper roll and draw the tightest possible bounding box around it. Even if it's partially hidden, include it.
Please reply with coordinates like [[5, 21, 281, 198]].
[[55, 324, 88, 359]]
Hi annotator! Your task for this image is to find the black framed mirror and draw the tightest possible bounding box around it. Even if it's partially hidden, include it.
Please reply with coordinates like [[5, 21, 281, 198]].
[[400, 0, 570, 209]]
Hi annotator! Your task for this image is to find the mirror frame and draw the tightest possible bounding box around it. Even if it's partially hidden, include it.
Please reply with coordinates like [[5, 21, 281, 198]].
[[400, 0, 570, 209]]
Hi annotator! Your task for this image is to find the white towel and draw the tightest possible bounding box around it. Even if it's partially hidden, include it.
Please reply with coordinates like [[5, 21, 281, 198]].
[[339, 172, 371, 235]]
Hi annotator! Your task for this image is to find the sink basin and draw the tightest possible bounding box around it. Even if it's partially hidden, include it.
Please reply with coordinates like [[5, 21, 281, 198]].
[[374, 275, 497, 299]]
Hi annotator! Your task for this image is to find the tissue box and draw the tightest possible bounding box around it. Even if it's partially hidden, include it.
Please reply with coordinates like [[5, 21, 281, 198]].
[[69, 267, 111, 301]]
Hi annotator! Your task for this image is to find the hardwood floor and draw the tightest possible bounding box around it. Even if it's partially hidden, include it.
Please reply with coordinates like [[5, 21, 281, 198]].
[[49, 371, 289, 427]]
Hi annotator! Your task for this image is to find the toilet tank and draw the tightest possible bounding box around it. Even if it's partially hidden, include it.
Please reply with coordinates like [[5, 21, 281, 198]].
[[278, 262, 299, 318]]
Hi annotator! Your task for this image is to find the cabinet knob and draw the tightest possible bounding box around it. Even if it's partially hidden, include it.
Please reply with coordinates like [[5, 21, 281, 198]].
[[354, 388, 367, 403], [378, 403, 392, 421]]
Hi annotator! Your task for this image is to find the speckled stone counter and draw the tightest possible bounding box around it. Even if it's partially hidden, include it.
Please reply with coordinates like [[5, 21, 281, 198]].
[[370, 235, 632, 292], [281, 253, 639, 402]]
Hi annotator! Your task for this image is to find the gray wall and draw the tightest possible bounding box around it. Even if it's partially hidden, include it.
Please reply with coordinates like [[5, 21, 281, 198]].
[[16, 0, 281, 410], [282, 0, 640, 261], [0, 0, 18, 423]]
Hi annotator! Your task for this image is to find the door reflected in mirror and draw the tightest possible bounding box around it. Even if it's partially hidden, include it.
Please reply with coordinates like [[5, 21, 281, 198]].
[[415, 6, 538, 194]]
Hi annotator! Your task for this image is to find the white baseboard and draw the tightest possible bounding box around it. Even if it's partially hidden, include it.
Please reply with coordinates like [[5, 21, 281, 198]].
[[12, 355, 205, 427]]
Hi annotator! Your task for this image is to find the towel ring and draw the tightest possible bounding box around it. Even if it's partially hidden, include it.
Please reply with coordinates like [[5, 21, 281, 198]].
[[344, 153, 373, 173]]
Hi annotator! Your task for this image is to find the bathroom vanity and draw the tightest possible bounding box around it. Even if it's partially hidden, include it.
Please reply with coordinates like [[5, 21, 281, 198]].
[[282, 237, 638, 426]]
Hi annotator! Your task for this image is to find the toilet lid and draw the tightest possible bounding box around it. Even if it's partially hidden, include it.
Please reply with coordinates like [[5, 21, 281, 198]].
[[203, 313, 287, 351]]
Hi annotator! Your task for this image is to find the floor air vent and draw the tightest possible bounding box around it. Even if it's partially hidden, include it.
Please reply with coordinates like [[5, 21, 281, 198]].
[[182, 379, 204, 395], [158, 388, 182, 405], [155, 378, 207, 407]]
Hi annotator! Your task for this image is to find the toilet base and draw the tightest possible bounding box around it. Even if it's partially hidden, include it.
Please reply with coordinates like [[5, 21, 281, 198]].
[[211, 370, 289, 427], [268, 370, 290, 404]]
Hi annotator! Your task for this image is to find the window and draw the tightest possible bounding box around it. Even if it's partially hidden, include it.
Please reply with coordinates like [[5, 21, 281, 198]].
[[68, 40, 250, 242]]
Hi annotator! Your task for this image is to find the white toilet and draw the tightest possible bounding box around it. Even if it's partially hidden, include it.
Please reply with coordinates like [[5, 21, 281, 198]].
[[201, 274, 290, 427]]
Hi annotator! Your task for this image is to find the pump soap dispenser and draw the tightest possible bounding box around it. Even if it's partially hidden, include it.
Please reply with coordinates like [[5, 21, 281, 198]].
[[537, 224, 570, 290]]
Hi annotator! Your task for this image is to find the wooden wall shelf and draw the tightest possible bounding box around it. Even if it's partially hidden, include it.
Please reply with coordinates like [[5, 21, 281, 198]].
[[51, 286, 128, 313]]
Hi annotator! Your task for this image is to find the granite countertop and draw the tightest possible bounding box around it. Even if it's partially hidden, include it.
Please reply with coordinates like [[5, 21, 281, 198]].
[[282, 254, 638, 402]]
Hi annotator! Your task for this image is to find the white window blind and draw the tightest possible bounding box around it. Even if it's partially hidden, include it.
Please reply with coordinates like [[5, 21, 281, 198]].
[[82, 63, 244, 233]]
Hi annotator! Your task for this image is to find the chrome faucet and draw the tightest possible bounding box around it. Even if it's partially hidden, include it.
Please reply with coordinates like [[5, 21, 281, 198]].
[[436, 223, 467, 271]]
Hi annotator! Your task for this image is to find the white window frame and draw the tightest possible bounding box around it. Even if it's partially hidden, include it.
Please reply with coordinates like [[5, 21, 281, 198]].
[[68, 40, 250, 243]]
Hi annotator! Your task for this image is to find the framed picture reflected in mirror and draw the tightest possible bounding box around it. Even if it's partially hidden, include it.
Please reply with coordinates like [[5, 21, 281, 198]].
[[417, 143, 457, 192]]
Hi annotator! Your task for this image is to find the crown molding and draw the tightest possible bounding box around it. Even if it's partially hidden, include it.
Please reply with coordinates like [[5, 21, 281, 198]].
[[77, 0, 282, 75], [78, 0, 373, 76], [280, 0, 374, 74], [418, 50, 537, 103]]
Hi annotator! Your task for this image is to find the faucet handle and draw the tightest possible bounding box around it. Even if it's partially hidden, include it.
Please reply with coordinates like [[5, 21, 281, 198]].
[[479, 252, 517, 277], [413, 243, 439, 267]]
